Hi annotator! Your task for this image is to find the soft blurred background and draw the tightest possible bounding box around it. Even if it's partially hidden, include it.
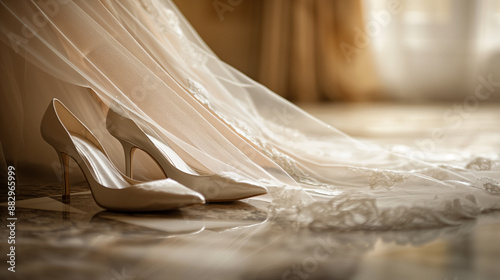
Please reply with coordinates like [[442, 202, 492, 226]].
[[172, 0, 500, 103]]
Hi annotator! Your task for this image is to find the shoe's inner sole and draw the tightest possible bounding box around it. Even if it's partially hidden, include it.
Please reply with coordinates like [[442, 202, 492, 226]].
[[71, 134, 129, 189]]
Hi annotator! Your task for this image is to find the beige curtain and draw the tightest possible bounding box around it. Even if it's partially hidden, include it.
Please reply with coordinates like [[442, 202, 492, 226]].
[[258, 0, 381, 102]]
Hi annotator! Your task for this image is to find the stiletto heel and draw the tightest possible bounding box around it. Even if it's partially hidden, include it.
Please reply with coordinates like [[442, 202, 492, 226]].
[[58, 152, 70, 203], [106, 108, 268, 202], [41, 99, 205, 211], [117, 139, 136, 177]]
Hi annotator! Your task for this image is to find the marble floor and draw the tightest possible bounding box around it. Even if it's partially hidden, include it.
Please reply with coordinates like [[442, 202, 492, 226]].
[[1, 103, 500, 280]]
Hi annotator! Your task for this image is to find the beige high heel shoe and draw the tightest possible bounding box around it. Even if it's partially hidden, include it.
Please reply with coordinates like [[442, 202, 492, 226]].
[[106, 108, 268, 202], [41, 99, 205, 211]]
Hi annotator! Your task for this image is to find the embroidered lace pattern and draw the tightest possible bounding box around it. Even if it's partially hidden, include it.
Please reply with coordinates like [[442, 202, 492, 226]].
[[300, 193, 481, 231], [349, 168, 410, 189], [466, 156, 496, 171], [473, 177, 500, 194], [140, 0, 207, 67]]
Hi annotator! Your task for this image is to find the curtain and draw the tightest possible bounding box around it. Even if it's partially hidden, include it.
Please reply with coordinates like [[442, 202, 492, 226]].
[[258, 0, 381, 102]]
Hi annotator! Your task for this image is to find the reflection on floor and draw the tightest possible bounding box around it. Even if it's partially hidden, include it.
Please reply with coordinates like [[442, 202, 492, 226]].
[[1, 187, 500, 280], [1, 103, 500, 280]]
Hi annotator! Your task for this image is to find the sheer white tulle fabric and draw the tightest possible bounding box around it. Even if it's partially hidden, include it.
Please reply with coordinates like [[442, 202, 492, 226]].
[[1, 0, 499, 230]]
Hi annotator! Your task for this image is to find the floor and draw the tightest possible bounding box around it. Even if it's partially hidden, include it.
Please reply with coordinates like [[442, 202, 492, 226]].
[[1, 102, 500, 280]]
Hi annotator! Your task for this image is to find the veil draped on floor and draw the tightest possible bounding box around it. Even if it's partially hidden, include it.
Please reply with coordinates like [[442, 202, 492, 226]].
[[1, 0, 499, 230]]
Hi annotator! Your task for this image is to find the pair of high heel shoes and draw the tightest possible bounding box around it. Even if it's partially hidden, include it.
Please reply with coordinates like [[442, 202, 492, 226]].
[[41, 99, 267, 211]]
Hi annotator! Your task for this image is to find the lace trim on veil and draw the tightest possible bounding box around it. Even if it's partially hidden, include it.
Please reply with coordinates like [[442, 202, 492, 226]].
[[140, 0, 207, 67]]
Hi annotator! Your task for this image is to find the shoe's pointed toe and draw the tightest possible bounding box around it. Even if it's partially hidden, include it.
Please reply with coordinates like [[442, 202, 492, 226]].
[[157, 179, 206, 207], [129, 179, 205, 211], [224, 182, 268, 201], [189, 176, 268, 202]]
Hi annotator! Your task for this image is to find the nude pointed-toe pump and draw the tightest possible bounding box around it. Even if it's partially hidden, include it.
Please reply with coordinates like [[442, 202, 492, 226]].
[[106, 108, 268, 202], [41, 99, 205, 211]]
